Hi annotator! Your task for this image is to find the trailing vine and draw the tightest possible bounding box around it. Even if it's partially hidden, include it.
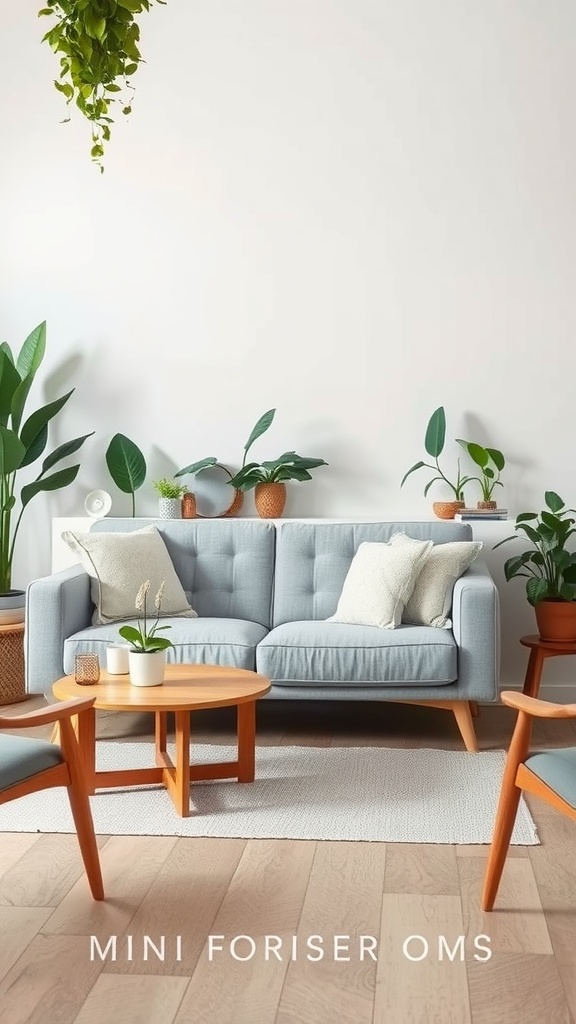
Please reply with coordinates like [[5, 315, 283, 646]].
[[39, 0, 165, 171]]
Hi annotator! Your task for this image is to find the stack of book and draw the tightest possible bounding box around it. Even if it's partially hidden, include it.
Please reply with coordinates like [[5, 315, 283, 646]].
[[454, 508, 508, 521]]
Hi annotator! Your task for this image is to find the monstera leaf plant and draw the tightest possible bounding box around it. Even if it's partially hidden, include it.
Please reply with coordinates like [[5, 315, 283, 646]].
[[0, 321, 93, 598], [39, 0, 167, 169]]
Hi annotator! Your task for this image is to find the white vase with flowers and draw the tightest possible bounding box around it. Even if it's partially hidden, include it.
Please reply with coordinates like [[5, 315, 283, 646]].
[[119, 580, 173, 687]]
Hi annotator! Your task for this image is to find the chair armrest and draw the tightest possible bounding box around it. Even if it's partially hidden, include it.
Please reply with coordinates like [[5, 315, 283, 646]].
[[26, 565, 93, 695], [0, 697, 96, 730], [451, 559, 500, 701], [501, 690, 576, 719]]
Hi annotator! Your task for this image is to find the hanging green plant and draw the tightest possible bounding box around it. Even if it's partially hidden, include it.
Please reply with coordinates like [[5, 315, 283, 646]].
[[38, 0, 166, 171]]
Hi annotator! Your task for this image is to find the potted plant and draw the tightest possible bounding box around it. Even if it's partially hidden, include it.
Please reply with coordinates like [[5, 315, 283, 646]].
[[0, 321, 93, 622], [152, 478, 187, 519], [494, 491, 576, 641], [229, 452, 328, 518], [118, 579, 174, 686], [456, 440, 505, 509], [401, 406, 473, 519]]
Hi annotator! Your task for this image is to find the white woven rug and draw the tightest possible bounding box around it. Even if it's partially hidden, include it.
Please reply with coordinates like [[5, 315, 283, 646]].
[[0, 742, 539, 844]]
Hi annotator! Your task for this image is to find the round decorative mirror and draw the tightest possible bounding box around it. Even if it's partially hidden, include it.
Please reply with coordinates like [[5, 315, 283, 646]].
[[193, 465, 243, 518]]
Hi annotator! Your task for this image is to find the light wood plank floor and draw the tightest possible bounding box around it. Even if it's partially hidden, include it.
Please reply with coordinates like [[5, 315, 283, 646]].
[[1, 696, 575, 1024]]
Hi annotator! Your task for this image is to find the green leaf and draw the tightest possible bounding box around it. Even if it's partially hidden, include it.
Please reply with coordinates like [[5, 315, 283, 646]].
[[105, 433, 146, 494], [41, 432, 94, 474], [545, 491, 564, 513], [486, 447, 505, 471], [20, 390, 73, 451], [0, 425, 26, 476], [118, 625, 143, 645], [466, 442, 489, 469], [526, 578, 549, 605], [515, 512, 537, 523], [540, 511, 563, 533], [424, 407, 445, 459], [423, 476, 443, 497], [243, 409, 276, 463], [16, 321, 46, 382], [20, 424, 48, 468], [20, 464, 80, 508], [400, 461, 427, 487], [0, 351, 22, 427], [143, 637, 173, 651], [561, 564, 576, 584], [517, 524, 541, 545], [551, 549, 570, 569], [0, 343, 14, 364], [174, 457, 218, 478], [492, 535, 517, 550]]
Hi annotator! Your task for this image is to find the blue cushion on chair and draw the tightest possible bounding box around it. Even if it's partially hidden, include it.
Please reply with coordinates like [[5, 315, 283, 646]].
[[0, 735, 63, 792], [524, 748, 576, 809]]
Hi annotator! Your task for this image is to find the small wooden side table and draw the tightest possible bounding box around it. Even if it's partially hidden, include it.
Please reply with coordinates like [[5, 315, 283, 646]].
[[520, 634, 576, 698], [0, 622, 27, 706]]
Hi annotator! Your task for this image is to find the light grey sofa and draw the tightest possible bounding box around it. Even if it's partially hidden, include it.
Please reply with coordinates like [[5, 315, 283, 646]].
[[26, 519, 500, 751]]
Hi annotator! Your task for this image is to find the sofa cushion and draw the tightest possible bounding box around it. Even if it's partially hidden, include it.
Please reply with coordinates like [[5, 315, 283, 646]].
[[90, 519, 276, 627], [62, 526, 196, 625], [256, 620, 457, 687], [64, 618, 270, 673], [397, 537, 484, 628], [327, 537, 432, 629], [273, 521, 474, 625]]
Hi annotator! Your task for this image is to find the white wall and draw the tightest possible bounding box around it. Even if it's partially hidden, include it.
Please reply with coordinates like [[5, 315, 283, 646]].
[[1, 1, 575, 692]]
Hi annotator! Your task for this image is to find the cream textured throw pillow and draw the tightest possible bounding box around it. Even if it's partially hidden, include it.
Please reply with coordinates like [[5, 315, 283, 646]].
[[327, 537, 433, 629], [62, 526, 197, 625], [394, 535, 483, 628]]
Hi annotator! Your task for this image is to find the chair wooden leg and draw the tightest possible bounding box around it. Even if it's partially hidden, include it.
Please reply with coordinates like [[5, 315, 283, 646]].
[[59, 718, 104, 900], [453, 702, 478, 752], [66, 780, 104, 900], [481, 780, 522, 911]]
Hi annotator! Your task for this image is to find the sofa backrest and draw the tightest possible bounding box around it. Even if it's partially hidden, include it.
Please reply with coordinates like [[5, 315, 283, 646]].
[[90, 519, 276, 627], [272, 521, 474, 625]]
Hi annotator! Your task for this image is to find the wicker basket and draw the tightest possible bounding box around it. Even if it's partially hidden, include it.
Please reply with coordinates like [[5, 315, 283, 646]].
[[255, 482, 287, 519], [0, 623, 27, 705]]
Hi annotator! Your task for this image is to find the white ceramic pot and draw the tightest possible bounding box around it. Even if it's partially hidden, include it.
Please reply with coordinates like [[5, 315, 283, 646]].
[[128, 650, 166, 687], [158, 498, 182, 520], [106, 643, 130, 675], [0, 590, 26, 625]]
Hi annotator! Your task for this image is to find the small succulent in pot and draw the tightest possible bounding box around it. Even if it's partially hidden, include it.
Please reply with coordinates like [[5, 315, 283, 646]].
[[456, 440, 505, 508], [153, 479, 187, 520], [152, 478, 187, 499]]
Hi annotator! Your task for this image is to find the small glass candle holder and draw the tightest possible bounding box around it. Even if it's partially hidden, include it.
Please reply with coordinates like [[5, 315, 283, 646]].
[[74, 652, 100, 686]]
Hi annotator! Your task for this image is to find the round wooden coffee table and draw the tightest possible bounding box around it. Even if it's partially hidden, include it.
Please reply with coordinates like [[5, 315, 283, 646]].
[[53, 664, 271, 817]]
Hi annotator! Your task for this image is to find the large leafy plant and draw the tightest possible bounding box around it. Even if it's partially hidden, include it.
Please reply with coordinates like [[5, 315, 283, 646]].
[[494, 492, 576, 605], [401, 406, 473, 501], [0, 321, 93, 594], [456, 440, 505, 502], [228, 408, 327, 490], [39, 0, 166, 170]]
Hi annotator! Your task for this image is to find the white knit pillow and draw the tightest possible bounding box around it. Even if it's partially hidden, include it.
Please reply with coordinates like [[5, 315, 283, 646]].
[[394, 535, 483, 628], [327, 537, 433, 629], [62, 526, 197, 625]]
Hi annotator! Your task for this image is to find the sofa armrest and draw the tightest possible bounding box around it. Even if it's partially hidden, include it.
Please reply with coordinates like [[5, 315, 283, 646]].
[[451, 559, 500, 701], [26, 566, 92, 695]]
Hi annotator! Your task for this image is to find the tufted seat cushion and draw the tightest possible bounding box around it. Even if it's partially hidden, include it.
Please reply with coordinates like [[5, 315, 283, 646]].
[[524, 749, 576, 809], [256, 620, 457, 687], [0, 735, 63, 791], [65, 617, 270, 673]]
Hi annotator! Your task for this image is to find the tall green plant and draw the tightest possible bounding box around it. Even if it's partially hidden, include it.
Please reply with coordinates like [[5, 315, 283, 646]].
[[0, 321, 93, 593], [494, 492, 576, 605], [401, 406, 473, 501], [105, 433, 146, 516], [39, 0, 166, 170], [456, 440, 505, 502]]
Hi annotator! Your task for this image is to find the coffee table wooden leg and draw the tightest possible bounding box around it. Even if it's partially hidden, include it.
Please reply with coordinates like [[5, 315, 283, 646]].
[[155, 711, 167, 762], [173, 711, 191, 817], [522, 647, 546, 698], [74, 707, 96, 794], [237, 701, 256, 782]]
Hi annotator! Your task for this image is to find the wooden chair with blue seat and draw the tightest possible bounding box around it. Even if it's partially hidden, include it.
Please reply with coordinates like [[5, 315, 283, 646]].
[[482, 690, 576, 911], [0, 696, 104, 900]]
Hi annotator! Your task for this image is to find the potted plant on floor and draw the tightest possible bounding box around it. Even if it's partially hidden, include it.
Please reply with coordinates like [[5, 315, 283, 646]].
[[0, 321, 94, 623], [118, 579, 174, 686], [401, 406, 473, 519], [229, 409, 328, 518], [494, 491, 576, 641], [456, 440, 505, 509]]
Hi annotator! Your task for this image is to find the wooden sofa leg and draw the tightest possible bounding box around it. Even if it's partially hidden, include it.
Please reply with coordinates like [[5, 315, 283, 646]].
[[453, 702, 478, 753], [469, 701, 479, 718]]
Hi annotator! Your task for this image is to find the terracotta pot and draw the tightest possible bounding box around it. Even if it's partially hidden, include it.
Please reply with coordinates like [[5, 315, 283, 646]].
[[432, 501, 462, 521], [255, 482, 286, 519], [534, 600, 576, 642], [181, 492, 197, 518], [477, 500, 497, 510]]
